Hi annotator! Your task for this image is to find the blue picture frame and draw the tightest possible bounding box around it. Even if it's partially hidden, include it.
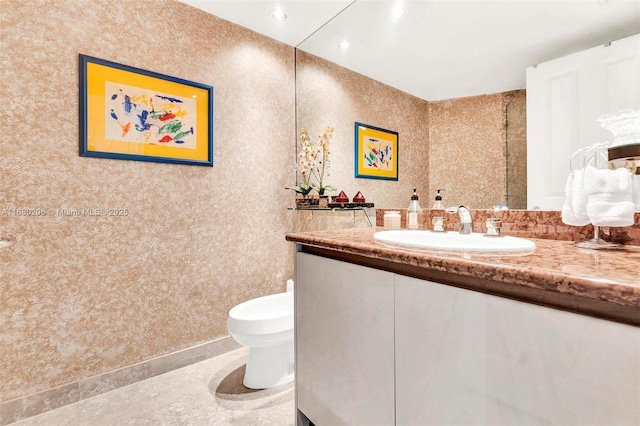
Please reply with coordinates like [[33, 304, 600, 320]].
[[354, 122, 399, 180], [79, 54, 214, 166]]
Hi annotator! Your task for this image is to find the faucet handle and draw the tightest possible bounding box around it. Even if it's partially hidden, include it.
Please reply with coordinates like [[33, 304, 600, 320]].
[[431, 216, 445, 232], [444, 205, 473, 234], [485, 218, 502, 236]]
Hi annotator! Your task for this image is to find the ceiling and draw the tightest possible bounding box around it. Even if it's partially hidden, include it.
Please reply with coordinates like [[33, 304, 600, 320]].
[[179, 0, 640, 101]]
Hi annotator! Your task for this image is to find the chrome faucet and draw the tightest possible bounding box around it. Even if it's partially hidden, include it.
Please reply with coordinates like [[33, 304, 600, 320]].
[[445, 205, 473, 234]]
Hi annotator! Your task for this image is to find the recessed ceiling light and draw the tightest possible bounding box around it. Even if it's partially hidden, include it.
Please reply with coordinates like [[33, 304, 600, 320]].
[[391, 5, 406, 19], [271, 9, 288, 22], [338, 41, 350, 50]]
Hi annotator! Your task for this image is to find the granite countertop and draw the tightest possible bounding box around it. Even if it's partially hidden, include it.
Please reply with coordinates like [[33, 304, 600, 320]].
[[286, 227, 640, 326]]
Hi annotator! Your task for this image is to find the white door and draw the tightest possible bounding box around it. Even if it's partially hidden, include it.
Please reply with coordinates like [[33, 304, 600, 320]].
[[527, 34, 639, 210]]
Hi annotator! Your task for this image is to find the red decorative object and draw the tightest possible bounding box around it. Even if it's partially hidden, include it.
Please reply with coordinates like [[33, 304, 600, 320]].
[[335, 190, 349, 203], [353, 191, 365, 203]]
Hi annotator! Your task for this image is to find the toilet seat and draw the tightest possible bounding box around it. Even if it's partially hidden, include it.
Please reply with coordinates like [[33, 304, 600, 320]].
[[228, 292, 293, 336]]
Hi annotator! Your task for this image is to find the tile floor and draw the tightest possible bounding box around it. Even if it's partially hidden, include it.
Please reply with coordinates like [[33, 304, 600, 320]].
[[11, 347, 295, 426]]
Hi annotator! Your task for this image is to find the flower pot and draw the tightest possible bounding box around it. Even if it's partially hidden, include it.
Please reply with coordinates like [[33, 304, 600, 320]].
[[319, 195, 329, 208], [295, 194, 319, 208], [295, 194, 310, 208]]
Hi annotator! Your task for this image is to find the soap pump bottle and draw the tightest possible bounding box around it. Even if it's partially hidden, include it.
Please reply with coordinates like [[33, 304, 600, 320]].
[[433, 189, 445, 209], [407, 188, 424, 230]]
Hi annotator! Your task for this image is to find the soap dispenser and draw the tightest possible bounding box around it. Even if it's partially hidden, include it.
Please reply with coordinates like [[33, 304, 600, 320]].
[[407, 188, 424, 230], [433, 189, 445, 209]]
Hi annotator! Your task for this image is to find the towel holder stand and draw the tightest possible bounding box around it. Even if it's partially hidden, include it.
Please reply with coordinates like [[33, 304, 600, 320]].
[[571, 142, 624, 250], [575, 110, 640, 249]]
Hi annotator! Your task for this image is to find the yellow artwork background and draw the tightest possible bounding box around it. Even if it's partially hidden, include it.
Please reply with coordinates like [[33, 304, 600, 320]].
[[356, 125, 398, 179], [86, 62, 210, 162]]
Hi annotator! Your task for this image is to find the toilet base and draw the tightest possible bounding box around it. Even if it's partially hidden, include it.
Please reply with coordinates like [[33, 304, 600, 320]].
[[243, 339, 294, 389]]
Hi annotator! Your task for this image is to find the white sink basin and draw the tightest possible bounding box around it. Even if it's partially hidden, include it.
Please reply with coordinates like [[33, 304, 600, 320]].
[[374, 230, 536, 253]]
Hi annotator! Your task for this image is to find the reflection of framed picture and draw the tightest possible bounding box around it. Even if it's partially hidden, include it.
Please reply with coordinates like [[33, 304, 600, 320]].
[[79, 54, 213, 166], [354, 122, 398, 180]]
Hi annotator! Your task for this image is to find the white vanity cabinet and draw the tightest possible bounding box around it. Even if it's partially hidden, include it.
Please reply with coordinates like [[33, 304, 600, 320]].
[[395, 275, 640, 425], [295, 252, 395, 425], [296, 251, 640, 426]]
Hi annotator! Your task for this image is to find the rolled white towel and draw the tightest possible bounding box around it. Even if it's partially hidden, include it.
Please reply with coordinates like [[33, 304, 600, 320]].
[[562, 171, 590, 226], [584, 165, 635, 227], [633, 173, 640, 212], [572, 169, 589, 222]]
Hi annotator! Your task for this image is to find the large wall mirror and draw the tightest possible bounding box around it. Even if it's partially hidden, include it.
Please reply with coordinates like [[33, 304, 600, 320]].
[[181, 0, 638, 209], [294, 0, 639, 210]]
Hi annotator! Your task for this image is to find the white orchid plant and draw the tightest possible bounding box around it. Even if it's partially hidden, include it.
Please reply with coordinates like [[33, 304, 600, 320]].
[[287, 126, 336, 196]]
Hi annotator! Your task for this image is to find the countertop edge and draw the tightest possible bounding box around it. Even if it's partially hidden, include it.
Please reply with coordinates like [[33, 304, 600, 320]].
[[286, 230, 640, 326]]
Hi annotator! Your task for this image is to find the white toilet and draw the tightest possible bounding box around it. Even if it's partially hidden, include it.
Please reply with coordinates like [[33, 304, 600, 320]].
[[227, 280, 294, 389]]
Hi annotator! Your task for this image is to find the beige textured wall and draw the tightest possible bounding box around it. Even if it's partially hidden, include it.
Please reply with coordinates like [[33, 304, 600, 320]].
[[506, 90, 527, 209], [429, 93, 511, 209], [295, 51, 430, 208], [0, 0, 295, 401]]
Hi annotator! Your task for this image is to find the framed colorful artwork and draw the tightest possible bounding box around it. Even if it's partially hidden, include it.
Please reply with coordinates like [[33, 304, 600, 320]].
[[79, 54, 213, 166], [354, 122, 398, 180]]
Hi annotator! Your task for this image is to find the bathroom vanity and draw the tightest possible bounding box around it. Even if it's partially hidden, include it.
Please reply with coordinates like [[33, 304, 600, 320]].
[[286, 227, 640, 425]]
